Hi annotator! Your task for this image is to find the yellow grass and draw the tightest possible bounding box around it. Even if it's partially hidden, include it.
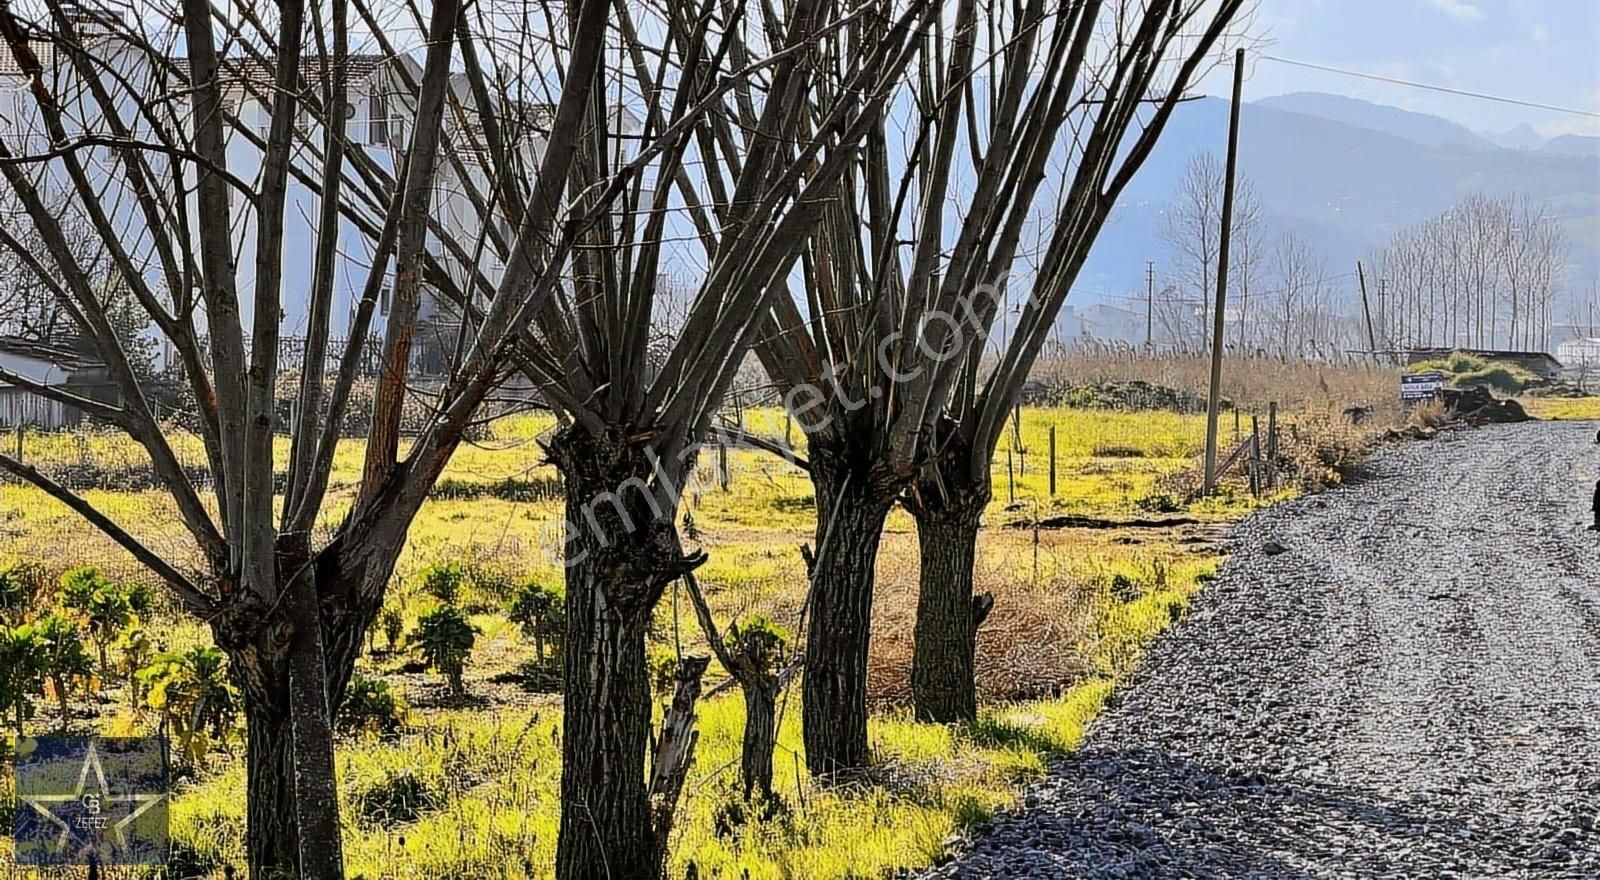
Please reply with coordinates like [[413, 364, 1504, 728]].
[[0, 392, 1374, 878], [1520, 396, 1600, 420]]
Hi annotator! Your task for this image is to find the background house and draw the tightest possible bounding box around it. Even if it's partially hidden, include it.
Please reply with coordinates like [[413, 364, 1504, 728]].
[[0, 337, 117, 428]]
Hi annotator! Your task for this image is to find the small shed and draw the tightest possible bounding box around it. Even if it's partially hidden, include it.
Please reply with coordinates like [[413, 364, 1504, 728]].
[[0, 338, 118, 429], [1404, 347, 1564, 380]]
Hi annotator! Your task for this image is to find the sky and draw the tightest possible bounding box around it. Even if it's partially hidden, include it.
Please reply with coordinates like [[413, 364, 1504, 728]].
[[1194, 0, 1600, 138]]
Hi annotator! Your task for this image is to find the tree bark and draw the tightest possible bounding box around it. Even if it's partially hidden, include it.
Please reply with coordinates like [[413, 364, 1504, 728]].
[[281, 531, 345, 879], [802, 455, 895, 779], [741, 680, 778, 801], [243, 688, 299, 879], [548, 423, 691, 880], [908, 481, 990, 724]]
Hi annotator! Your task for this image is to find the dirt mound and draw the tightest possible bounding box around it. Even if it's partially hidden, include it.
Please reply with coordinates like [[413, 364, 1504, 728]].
[[1021, 379, 1227, 413], [1441, 385, 1530, 425]]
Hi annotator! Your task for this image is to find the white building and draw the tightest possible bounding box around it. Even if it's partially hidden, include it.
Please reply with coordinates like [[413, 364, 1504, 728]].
[[0, 6, 557, 374]]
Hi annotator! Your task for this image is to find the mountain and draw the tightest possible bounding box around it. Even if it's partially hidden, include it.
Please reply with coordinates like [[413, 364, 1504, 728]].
[[1256, 92, 1493, 151], [1544, 135, 1600, 159], [1484, 123, 1547, 151], [1074, 97, 1600, 312]]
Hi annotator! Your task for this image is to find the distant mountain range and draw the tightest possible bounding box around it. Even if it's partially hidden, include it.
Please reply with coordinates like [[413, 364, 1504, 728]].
[[1073, 91, 1600, 323]]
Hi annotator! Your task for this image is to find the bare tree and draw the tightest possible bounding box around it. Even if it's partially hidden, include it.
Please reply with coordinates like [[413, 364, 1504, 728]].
[[750, 0, 1248, 764], [0, 0, 931, 876], [1374, 192, 1567, 351]]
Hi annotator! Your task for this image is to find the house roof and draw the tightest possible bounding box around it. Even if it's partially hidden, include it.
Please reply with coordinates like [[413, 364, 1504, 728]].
[[0, 336, 104, 371]]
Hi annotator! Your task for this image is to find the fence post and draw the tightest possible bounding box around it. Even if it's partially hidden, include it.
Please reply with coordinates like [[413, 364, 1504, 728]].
[[1267, 402, 1279, 489], [1248, 414, 1261, 497], [1007, 448, 1016, 505], [13, 425, 21, 463], [1047, 424, 1057, 498], [1013, 404, 1025, 476], [718, 443, 729, 492], [1233, 407, 1241, 440], [784, 413, 793, 448]]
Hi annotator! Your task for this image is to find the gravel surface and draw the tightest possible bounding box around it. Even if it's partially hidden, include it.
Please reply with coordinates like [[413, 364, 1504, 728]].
[[926, 420, 1600, 879]]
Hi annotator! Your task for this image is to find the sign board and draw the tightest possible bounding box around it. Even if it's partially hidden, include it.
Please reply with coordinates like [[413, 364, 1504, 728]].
[[1401, 371, 1445, 402]]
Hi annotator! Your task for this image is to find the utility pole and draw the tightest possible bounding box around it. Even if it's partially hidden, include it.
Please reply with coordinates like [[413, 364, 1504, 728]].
[[1146, 261, 1155, 350], [1357, 261, 1378, 361], [1203, 48, 1244, 494]]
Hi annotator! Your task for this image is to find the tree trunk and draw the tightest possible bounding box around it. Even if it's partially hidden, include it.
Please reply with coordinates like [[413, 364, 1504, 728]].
[[740, 679, 778, 801], [548, 423, 690, 880], [802, 459, 895, 778], [281, 531, 345, 880], [54, 675, 68, 728], [909, 485, 989, 724], [243, 689, 299, 879]]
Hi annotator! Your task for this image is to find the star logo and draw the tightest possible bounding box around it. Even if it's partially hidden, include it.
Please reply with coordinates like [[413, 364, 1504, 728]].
[[14, 737, 169, 866]]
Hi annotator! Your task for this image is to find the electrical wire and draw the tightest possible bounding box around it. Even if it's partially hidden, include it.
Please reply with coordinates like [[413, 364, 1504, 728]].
[[1259, 54, 1600, 120]]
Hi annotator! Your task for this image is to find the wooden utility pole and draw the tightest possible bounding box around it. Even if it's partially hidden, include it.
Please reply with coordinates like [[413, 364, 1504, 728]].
[[1357, 261, 1378, 360], [1203, 48, 1245, 494], [1146, 261, 1155, 350]]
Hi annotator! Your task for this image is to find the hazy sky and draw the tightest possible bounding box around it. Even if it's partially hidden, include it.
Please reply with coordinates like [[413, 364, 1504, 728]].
[[1195, 0, 1600, 137]]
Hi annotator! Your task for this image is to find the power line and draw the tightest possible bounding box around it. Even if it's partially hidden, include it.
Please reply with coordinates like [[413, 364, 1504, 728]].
[[1260, 55, 1600, 120]]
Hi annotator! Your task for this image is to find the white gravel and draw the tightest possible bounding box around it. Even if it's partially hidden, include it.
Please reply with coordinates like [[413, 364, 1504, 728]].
[[925, 420, 1600, 879]]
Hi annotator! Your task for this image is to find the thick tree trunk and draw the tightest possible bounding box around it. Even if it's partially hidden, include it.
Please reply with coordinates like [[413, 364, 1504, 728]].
[[215, 550, 389, 880], [548, 423, 690, 880], [909, 487, 988, 723], [243, 689, 299, 879], [281, 531, 345, 879], [802, 459, 895, 778], [740, 680, 778, 801]]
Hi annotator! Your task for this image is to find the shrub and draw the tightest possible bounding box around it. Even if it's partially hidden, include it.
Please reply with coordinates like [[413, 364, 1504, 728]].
[[338, 673, 408, 735], [59, 565, 112, 610], [33, 613, 92, 728], [511, 658, 562, 693], [354, 768, 437, 825], [0, 624, 48, 734], [412, 606, 478, 697], [138, 646, 239, 765], [418, 562, 468, 605], [506, 581, 564, 662], [0, 561, 48, 620], [378, 607, 405, 654]]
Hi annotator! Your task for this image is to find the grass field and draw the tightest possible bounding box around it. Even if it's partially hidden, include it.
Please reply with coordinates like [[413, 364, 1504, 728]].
[[0, 389, 1390, 878]]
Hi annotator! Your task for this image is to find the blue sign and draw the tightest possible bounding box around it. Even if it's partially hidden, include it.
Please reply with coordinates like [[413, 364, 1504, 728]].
[[1401, 371, 1445, 401], [14, 737, 169, 866]]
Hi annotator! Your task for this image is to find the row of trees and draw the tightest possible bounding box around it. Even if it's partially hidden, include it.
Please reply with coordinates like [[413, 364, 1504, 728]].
[[1159, 154, 1575, 359], [0, 0, 1246, 877], [1370, 193, 1568, 353]]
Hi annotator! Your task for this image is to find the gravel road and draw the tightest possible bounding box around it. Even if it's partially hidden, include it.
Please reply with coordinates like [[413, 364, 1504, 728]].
[[927, 420, 1600, 879]]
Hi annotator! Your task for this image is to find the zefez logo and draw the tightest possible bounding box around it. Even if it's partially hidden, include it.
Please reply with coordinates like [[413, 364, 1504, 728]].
[[13, 737, 169, 866]]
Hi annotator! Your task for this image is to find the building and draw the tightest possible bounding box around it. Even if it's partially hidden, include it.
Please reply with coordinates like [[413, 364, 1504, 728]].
[[0, 337, 118, 429], [0, 4, 596, 376]]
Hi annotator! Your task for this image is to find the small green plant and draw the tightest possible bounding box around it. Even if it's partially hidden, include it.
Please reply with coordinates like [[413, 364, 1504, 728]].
[[338, 673, 408, 735], [418, 562, 468, 605], [506, 581, 564, 662], [33, 613, 92, 729], [412, 606, 478, 697], [59, 566, 112, 611], [0, 624, 48, 734], [0, 561, 48, 621], [378, 606, 405, 654], [137, 646, 239, 765], [354, 768, 437, 825], [112, 621, 154, 708]]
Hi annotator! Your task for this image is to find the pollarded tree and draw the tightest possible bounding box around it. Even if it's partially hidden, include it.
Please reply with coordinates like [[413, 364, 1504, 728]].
[[904, 3, 1250, 726], [750, 0, 1249, 770], [0, 0, 664, 875]]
